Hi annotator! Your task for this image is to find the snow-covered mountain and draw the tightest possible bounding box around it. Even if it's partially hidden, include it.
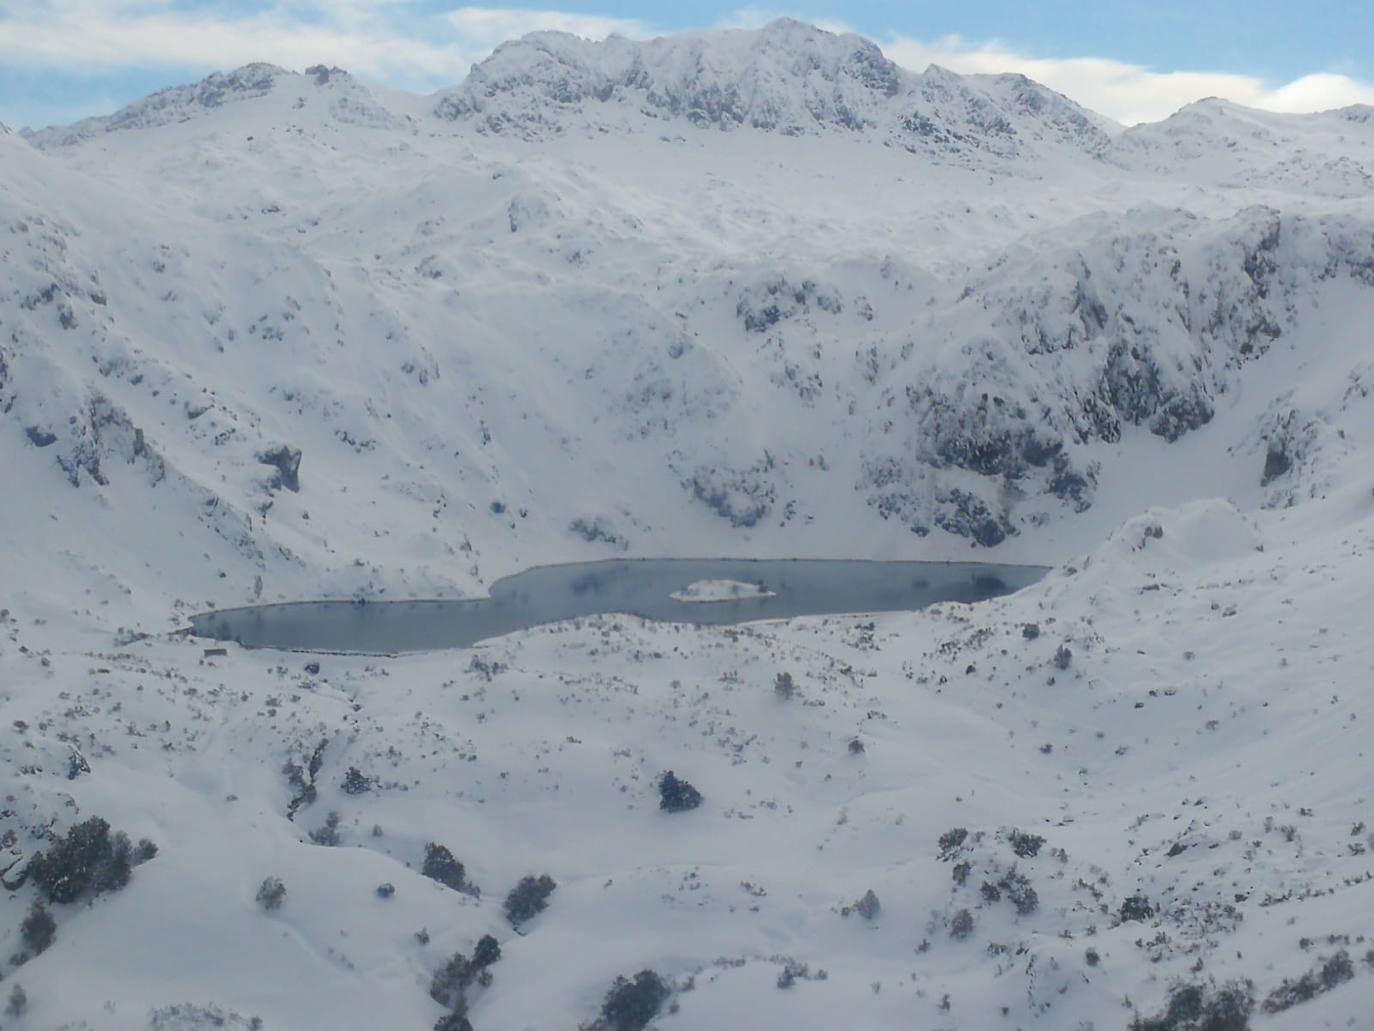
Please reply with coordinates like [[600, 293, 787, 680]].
[[433, 18, 1112, 160], [2, 19, 1373, 1031]]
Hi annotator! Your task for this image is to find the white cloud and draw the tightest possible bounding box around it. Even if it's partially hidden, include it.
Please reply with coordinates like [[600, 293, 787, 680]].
[[0, 3, 650, 94], [0, 3, 1371, 126], [875, 32, 1374, 125], [1261, 72, 1374, 114], [444, 7, 651, 48]]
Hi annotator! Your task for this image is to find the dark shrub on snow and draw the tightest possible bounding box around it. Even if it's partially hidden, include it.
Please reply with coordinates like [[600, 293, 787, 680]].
[[28, 817, 144, 904], [1261, 951, 1354, 1014], [422, 843, 472, 893], [594, 970, 671, 1031], [504, 874, 556, 927], [256, 876, 286, 911], [341, 767, 373, 794], [430, 935, 502, 1012], [1008, 829, 1045, 858], [1120, 894, 1155, 923], [20, 903, 56, 957], [658, 771, 702, 813], [949, 908, 974, 939], [1130, 980, 1254, 1030]]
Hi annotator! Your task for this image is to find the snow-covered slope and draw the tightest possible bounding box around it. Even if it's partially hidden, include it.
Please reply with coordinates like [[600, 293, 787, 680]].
[[3, 18, 1374, 1031]]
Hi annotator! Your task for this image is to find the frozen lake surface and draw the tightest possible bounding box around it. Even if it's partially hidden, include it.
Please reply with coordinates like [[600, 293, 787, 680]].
[[188, 558, 1049, 653]]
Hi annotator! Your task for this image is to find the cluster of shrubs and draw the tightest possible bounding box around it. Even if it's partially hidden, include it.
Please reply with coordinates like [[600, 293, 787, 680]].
[[1130, 980, 1254, 1030], [27, 817, 155, 904], [590, 970, 670, 1031], [980, 868, 1038, 915], [309, 811, 342, 847], [430, 934, 501, 1030], [13, 817, 155, 965], [1261, 951, 1354, 1013], [283, 738, 329, 819], [937, 827, 969, 860], [1007, 829, 1045, 858]]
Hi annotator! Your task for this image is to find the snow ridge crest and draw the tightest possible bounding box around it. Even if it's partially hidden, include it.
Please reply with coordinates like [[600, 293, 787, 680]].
[[434, 17, 1111, 155]]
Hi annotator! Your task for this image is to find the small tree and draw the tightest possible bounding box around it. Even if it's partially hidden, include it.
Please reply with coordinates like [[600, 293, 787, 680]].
[[658, 772, 702, 813], [1008, 829, 1045, 858], [422, 843, 471, 893], [846, 889, 880, 920], [430, 936, 501, 1013], [257, 877, 287, 911], [949, 908, 974, 939], [5, 985, 26, 1020], [1120, 894, 1154, 923], [774, 672, 796, 701], [595, 970, 670, 1031], [309, 811, 341, 846], [504, 874, 556, 928], [20, 903, 56, 957], [341, 767, 372, 795]]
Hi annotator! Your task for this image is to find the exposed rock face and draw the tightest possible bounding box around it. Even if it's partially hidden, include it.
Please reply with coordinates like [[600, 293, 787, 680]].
[[25, 65, 287, 146], [2, 18, 1372, 582], [24, 62, 403, 147], [258, 445, 302, 493], [433, 18, 1112, 162]]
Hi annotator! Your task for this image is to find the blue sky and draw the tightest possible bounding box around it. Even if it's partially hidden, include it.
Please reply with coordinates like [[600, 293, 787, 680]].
[[2, 1, 1371, 130]]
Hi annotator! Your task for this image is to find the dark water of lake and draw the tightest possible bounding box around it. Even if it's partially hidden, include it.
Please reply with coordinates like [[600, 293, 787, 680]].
[[188, 558, 1048, 653]]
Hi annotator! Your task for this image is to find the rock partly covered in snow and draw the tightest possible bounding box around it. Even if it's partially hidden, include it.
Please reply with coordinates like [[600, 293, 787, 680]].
[[670, 578, 777, 602], [435, 18, 1112, 161], [24, 63, 405, 147]]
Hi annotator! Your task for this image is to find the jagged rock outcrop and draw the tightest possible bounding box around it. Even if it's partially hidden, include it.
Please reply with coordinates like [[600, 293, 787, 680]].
[[434, 18, 1112, 163]]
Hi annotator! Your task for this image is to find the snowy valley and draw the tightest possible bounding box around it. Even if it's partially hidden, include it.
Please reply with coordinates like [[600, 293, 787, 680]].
[[2, 18, 1373, 1030]]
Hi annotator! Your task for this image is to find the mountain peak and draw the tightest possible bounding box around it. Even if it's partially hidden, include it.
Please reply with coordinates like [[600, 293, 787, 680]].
[[434, 19, 1109, 159], [436, 19, 903, 135], [24, 62, 402, 147]]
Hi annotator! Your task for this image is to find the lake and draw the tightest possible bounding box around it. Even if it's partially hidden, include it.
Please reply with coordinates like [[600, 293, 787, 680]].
[[188, 558, 1048, 653]]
